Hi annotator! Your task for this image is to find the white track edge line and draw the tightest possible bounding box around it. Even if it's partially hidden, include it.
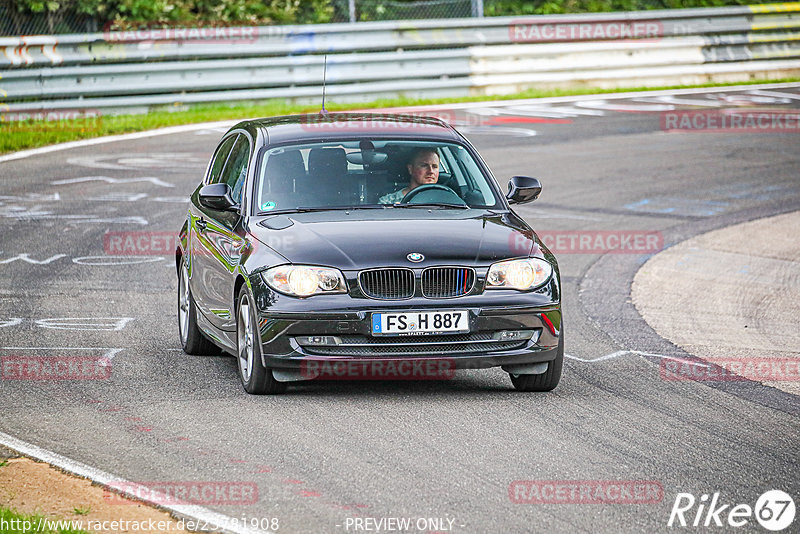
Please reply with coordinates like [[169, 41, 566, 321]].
[[0, 431, 272, 534], [2, 82, 798, 164], [0, 120, 238, 164], [376, 81, 800, 112]]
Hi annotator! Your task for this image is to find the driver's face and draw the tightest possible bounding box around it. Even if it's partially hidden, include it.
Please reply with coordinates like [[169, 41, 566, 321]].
[[407, 151, 440, 190]]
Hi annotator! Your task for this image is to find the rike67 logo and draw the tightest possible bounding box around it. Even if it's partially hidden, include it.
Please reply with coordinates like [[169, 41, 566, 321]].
[[668, 490, 795, 531]]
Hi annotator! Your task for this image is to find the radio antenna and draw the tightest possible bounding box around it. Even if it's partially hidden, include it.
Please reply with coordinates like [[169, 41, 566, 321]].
[[320, 55, 329, 115]]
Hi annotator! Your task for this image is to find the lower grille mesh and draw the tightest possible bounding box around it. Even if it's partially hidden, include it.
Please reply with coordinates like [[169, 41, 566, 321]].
[[296, 333, 527, 356]]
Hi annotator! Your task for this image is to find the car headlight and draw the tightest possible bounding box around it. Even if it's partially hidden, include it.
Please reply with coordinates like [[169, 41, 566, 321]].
[[486, 258, 552, 291], [263, 265, 347, 297]]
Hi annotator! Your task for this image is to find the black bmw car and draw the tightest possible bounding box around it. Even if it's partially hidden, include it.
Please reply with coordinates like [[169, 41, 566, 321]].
[[176, 113, 562, 394]]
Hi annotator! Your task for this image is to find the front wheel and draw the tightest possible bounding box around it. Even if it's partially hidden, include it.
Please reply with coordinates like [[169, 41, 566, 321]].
[[509, 332, 564, 392], [178, 258, 217, 355], [236, 288, 287, 395]]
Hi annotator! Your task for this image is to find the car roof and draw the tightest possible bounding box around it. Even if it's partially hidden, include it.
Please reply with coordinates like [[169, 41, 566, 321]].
[[230, 112, 462, 146]]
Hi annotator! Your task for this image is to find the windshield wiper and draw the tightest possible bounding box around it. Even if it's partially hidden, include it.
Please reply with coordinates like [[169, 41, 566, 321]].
[[258, 205, 388, 216], [392, 202, 471, 210]]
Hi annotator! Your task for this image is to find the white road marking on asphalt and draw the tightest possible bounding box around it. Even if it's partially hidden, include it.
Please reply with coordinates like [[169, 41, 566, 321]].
[[51, 176, 174, 187], [0, 431, 271, 534], [0, 120, 238, 164], [34, 317, 135, 331], [634, 95, 724, 107], [566, 349, 695, 363], [195, 127, 230, 135], [153, 196, 190, 203], [0, 208, 149, 225], [461, 126, 537, 137], [575, 100, 675, 112], [566, 350, 629, 362], [503, 104, 606, 117], [53, 215, 150, 225], [0, 253, 67, 264], [747, 89, 800, 101], [567, 351, 717, 379], [716, 93, 791, 105], [1, 346, 125, 367], [99, 348, 124, 365], [0, 206, 55, 219], [377, 82, 800, 112], [519, 208, 602, 221], [0, 254, 166, 266], [86, 192, 149, 202], [72, 255, 164, 265], [0, 318, 23, 328], [65, 153, 207, 171], [0, 193, 61, 202]]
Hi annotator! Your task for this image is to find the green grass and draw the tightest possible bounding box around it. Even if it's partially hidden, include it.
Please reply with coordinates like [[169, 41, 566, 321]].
[[70, 507, 90, 516], [2, 77, 798, 155], [0, 507, 90, 534]]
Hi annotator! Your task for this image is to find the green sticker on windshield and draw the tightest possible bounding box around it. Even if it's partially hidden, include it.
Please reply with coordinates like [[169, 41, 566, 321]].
[[261, 201, 276, 211]]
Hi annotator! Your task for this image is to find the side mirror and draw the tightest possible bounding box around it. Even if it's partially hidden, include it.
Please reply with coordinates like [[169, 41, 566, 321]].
[[506, 176, 542, 205], [199, 183, 239, 212]]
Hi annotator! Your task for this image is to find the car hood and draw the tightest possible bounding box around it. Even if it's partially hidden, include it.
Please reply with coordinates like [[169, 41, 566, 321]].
[[251, 210, 534, 270]]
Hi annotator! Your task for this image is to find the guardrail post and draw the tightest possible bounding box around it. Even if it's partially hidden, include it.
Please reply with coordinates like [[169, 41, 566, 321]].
[[471, 0, 484, 18]]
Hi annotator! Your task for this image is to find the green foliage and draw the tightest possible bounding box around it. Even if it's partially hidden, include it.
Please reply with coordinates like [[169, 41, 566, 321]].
[[8, 0, 333, 28], [6, 0, 783, 30], [482, 0, 757, 16]]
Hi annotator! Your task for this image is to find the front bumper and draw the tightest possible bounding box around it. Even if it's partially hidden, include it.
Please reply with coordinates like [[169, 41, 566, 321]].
[[252, 287, 562, 372]]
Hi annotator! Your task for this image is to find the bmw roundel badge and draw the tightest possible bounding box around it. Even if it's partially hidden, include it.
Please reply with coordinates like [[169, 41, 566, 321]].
[[407, 252, 424, 263]]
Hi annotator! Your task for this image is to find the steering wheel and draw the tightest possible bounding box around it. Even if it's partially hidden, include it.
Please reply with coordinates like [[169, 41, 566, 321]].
[[401, 184, 467, 205]]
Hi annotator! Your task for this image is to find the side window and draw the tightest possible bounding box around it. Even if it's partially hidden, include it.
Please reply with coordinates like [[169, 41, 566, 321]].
[[221, 135, 250, 204], [206, 135, 237, 185]]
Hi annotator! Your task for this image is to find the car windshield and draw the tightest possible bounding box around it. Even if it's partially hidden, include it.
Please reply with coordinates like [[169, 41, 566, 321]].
[[254, 139, 500, 213]]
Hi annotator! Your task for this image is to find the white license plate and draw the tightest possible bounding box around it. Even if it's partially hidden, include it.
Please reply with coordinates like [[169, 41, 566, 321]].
[[371, 310, 469, 336]]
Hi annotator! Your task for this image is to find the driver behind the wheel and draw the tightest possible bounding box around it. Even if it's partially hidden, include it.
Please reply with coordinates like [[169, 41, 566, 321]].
[[378, 147, 440, 204]]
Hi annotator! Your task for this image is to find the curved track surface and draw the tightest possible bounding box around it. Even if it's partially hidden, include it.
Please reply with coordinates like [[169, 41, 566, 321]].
[[1, 84, 799, 533]]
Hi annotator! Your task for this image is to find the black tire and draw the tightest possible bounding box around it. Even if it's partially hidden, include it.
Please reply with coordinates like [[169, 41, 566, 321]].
[[236, 287, 287, 395], [178, 258, 217, 356], [509, 332, 564, 392]]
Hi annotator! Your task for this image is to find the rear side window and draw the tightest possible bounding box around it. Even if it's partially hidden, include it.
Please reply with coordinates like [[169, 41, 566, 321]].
[[221, 135, 251, 203], [206, 135, 237, 185]]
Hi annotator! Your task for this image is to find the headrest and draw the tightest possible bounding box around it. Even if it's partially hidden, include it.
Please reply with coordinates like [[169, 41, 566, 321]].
[[308, 147, 347, 177], [264, 150, 305, 193]]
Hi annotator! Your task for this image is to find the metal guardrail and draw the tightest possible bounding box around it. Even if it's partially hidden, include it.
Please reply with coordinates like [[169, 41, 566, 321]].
[[2, 3, 800, 114]]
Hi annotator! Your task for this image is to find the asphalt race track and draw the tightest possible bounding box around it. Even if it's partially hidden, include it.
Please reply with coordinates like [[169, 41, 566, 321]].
[[1, 84, 799, 533]]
